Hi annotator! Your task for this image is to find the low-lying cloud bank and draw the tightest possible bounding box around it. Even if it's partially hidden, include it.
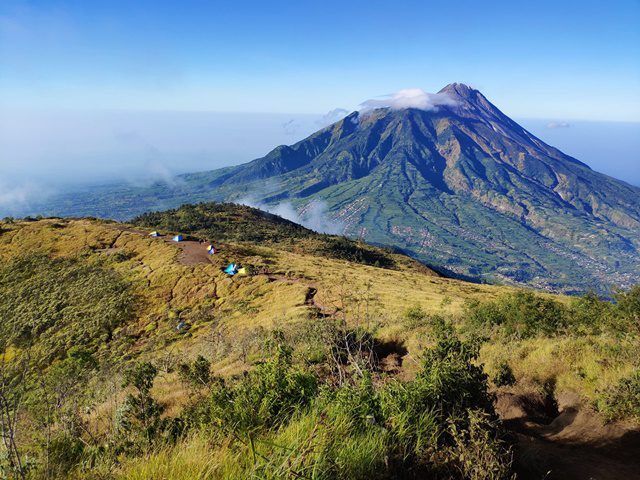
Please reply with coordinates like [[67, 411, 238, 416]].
[[360, 88, 457, 112], [237, 196, 344, 235], [0, 181, 52, 217]]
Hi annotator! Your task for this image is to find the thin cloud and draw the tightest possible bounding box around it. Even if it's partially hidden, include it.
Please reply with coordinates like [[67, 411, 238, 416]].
[[316, 108, 350, 128], [547, 121, 571, 129], [360, 88, 457, 112], [281, 119, 300, 135], [0, 181, 51, 216], [236, 196, 344, 235]]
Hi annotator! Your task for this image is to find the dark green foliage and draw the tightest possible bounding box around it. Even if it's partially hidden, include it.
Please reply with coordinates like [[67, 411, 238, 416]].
[[416, 322, 494, 419], [178, 355, 212, 390], [435, 410, 515, 480], [118, 362, 165, 445], [134, 202, 313, 243], [493, 362, 516, 387], [47, 433, 84, 476], [597, 370, 640, 422], [0, 255, 136, 364], [331, 372, 380, 428], [132, 202, 401, 269], [377, 325, 510, 476], [466, 291, 567, 338], [197, 336, 318, 436], [318, 236, 395, 268]]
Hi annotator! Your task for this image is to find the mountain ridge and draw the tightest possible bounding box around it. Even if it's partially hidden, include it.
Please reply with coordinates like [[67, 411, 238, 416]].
[[15, 84, 640, 294]]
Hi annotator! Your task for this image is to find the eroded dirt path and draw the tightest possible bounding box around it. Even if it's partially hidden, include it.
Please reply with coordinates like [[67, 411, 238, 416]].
[[497, 391, 640, 480], [169, 239, 214, 265]]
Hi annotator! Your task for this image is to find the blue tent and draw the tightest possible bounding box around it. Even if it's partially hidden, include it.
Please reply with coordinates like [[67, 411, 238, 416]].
[[172, 235, 184, 242], [207, 245, 216, 255], [149, 231, 161, 237], [223, 263, 238, 276]]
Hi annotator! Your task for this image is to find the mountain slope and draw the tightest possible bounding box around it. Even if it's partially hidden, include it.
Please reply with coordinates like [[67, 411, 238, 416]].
[[23, 84, 640, 294], [1, 212, 639, 480]]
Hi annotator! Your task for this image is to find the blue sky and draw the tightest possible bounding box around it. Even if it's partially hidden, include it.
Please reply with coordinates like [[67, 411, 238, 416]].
[[0, 0, 639, 214], [1, 0, 639, 120]]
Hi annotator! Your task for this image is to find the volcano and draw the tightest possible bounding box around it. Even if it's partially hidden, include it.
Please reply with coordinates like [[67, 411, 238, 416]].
[[33, 84, 640, 294]]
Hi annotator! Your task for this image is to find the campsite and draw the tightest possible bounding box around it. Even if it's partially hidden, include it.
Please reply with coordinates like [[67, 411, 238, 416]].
[[1, 205, 638, 479]]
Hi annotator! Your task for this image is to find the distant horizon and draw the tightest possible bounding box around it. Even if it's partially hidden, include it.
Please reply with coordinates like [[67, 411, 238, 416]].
[[1, 0, 638, 216], [1, 107, 638, 217]]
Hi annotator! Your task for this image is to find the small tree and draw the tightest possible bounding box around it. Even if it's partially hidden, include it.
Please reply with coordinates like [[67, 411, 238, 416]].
[[0, 349, 30, 479], [28, 347, 97, 476], [614, 285, 640, 334], [178, 355, 212, 391], [117, 362, 164, 447]]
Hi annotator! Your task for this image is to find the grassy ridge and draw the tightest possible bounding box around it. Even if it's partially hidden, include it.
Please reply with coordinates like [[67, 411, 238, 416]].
[[0, 214, 638, 479], [132, 202, 435, 272]]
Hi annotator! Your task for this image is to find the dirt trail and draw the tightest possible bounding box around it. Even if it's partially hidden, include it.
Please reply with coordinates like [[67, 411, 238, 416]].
[[167, 239, 213, 265], [497, 390, 640, 480], [266, 274, 331, 314]]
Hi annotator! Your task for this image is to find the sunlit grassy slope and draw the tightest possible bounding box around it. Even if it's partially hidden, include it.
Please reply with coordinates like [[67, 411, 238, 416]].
[[0, 216, 506, 341], [2, 205, 639, 480], [1, 210, 634, 414]]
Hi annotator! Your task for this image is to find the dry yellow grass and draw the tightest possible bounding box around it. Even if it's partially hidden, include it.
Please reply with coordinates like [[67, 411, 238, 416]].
[[3, 217, 603, 405], [0, 218, 515, 347]]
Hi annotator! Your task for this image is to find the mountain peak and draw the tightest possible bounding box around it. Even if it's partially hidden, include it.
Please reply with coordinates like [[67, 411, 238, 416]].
[[438, 83, 485, 104], [439, 82, 476, 95]]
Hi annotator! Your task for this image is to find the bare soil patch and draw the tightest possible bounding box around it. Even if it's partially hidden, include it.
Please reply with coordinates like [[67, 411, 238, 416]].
[[497, 389, 640, 480]]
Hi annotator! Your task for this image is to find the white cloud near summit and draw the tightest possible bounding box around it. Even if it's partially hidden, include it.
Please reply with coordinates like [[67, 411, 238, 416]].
[[316, 108, 350, 128], [360, 88, 457, 112]]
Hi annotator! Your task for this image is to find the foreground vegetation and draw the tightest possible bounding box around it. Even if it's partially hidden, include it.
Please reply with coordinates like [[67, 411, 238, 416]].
[[0, 213, 638, 479]]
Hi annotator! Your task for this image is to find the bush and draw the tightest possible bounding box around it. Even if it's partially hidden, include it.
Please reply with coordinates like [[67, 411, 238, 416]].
[[117, 362, 165, 447], [466, 291, 567, 338], [568, 291, 613, 333], [597, 369, 640, 422], [404, 304, 427, 327], [199, 337, 318, 437], [436, 410, 515, 480], [493, 362, 516, 387], [120, 328, 514, 479], [47, 433, 84, 476], [614, 285, 640, 334], [178, 355, 212, 390]]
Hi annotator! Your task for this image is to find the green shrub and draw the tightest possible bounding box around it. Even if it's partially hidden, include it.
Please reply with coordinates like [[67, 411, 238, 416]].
[[47, 433, 84, 476], [614, 285, 640, 333], [466, 291, 567, 338], [568, 291, 613, 333], [436, 410, 515, 480], [404, 304, 427, 326], [178, 355, 212, 390], [117, 362, 165, 447], [597, 369, 640, 422], [493, 362, 516, 387], [200, 338, 318, 437]]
